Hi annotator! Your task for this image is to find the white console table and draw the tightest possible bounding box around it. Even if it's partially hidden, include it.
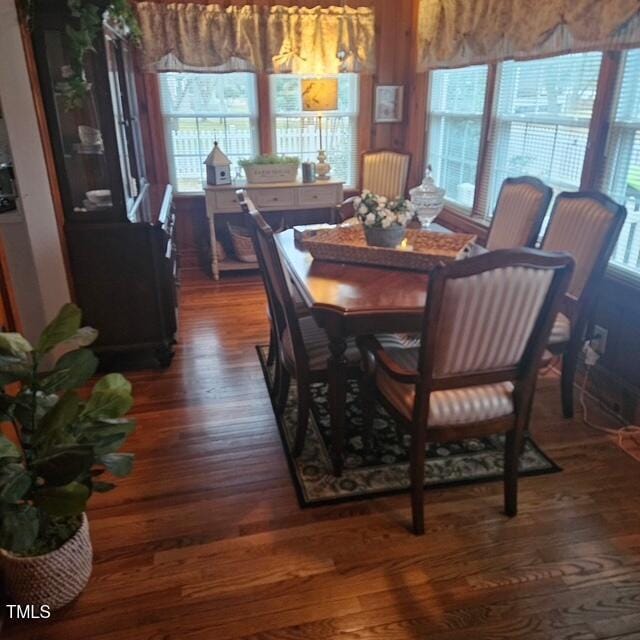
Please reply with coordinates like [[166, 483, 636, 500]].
[[204, 180, 344, 279]]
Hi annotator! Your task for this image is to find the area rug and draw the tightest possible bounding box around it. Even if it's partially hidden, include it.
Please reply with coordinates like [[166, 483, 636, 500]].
[[257, 346, 560, 506]]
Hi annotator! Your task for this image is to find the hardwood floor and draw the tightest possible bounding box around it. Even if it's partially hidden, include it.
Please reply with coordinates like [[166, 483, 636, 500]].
[[4, 266, 640, 640]]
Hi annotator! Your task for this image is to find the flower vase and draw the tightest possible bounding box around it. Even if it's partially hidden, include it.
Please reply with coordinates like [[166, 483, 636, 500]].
[[363, 225, 407, 248]]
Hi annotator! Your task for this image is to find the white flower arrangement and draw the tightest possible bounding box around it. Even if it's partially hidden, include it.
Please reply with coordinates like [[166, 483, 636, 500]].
[[353, 190, 415, 229]]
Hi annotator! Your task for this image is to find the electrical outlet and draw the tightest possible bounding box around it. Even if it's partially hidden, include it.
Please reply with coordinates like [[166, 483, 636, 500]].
[[592, 325, 608, 355]]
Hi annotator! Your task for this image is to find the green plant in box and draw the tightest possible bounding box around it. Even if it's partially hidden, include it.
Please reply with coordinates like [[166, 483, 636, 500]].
[[238, 154, 300, 167], [0, 304, 135, 556]]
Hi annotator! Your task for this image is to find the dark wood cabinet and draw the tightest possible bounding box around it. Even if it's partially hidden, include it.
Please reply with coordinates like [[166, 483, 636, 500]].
[[31, 0, 178, 367]]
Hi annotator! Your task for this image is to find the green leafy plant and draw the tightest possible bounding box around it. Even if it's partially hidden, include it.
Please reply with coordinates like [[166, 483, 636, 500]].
[[0, 304, 136, 556], [238, 154, 300, 167]]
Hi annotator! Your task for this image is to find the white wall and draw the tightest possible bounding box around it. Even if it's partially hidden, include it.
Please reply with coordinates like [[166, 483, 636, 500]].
[[0, 1, 70, 342]]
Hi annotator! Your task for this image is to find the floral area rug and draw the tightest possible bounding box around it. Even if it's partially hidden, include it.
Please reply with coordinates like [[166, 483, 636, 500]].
[[257, 347, 560, 506]]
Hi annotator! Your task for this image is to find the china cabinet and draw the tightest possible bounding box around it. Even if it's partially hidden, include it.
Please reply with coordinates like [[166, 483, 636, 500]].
[[30, 0, 177, 366]]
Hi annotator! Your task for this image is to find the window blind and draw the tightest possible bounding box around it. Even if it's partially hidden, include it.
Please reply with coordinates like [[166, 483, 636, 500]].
[[426, 65, 488, 210], [602, 49, 640, 278], [478, 52, 602, 219], [270, 74, 359, 188], [158, 73, 259, 193]]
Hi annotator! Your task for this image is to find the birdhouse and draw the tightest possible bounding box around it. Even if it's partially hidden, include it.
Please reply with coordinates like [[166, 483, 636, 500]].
[[204, 141, 232, 186]]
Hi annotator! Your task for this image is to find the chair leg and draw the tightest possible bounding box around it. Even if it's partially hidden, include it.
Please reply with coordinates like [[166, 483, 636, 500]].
[[504, 428, 523, 517], [359, 355, 376, 450], [266, 326, 276, 367], [274, 368, 291, 416], [271, 353, 282, 398], [292, 382, 311, 457], [561, 341, 580, 419], [409, 429, 427, 535]]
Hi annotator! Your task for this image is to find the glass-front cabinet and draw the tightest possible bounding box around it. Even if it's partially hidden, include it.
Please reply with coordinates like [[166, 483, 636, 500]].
[[31, 0, 177, 367], [32, 1, 147, 223]]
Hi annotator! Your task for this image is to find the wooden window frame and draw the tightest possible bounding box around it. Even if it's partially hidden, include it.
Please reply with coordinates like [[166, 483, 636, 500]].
[[581, 51, 622, 191], [422, 49, 640, 284], [425, 51, 626, 221], [420, 64, 496, 225], [267, 73, 363, 189], [142, 70, 372, 193]]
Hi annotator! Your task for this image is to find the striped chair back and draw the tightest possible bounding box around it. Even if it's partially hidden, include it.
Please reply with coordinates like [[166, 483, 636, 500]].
[[541, 192, 626, 300], [417, 249, 574, 385], [362, 151, 411, 199], [486, 177, 552, 251]]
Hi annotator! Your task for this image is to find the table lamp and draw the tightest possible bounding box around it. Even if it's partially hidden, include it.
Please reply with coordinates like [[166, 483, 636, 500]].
[[301, 78, 338, 181]]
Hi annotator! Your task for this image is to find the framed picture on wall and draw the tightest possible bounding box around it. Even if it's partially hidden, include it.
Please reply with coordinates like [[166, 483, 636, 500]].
[[374, 85, 404, 123]]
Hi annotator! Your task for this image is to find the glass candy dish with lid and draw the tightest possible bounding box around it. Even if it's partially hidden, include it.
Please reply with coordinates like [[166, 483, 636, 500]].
[[410, 165, 445, 228]]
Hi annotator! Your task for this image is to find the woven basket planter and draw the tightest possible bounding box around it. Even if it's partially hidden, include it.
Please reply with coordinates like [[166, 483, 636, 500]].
[[1, 514, 92, 611]]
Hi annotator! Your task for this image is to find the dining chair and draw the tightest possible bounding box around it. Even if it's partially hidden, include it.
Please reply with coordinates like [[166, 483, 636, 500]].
[[485, 177, 552, 251], [240, 191, 417, 459], [358, 249, 574, 534], [340, 150, 411, 221], [240, 191, 365, 457], [541, 192, 626, 418]]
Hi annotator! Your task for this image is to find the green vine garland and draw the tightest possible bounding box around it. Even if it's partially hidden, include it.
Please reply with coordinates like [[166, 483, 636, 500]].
[[23, 0, 140, 111]]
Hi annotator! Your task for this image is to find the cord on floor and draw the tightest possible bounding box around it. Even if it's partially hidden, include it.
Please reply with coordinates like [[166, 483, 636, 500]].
[[578, 343, 640, 463]]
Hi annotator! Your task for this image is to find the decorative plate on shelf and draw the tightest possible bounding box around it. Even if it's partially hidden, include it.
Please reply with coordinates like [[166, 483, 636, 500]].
[[303, 226, 477, 272]]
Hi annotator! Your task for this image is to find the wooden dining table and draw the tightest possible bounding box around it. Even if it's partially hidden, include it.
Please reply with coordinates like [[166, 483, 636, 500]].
[[275, 223, 481, 475]]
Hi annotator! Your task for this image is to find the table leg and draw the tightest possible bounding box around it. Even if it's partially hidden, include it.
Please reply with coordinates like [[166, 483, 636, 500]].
[[328, 336, 348, 476], [208, 213, 220, 280]]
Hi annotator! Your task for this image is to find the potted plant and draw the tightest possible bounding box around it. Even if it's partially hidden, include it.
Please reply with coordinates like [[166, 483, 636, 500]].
[[354, 190, 415, 247], [239, 154, 300, 184], [0, 304, 135, 610]]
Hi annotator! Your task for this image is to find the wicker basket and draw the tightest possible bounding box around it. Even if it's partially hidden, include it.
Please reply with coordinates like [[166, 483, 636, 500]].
[[1, 514, 92, 611], [304, 226, 477, 272], [227, 224, 257, 263], [216, 240, 227, 262]]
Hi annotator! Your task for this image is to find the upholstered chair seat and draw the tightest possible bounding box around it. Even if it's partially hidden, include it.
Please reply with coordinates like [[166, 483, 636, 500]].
[[376, 347, 515, 425], [281, 317, 421, 374]]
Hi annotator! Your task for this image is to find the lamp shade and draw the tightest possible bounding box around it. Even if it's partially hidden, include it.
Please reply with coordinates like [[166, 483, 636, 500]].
[[301, 78, 338, 112]]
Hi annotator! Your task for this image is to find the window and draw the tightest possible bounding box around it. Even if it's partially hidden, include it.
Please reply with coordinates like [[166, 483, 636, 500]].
[[603, 49, 640, 277], [159, 73, 259, 193], [270, 74, 359, 187], [426, 65, 488, 210], [483, 52, 602, 216]]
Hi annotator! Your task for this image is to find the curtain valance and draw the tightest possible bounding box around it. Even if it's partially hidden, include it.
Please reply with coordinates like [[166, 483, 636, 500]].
[[417, 0, 640, 71], [136, 3, 376, 74]]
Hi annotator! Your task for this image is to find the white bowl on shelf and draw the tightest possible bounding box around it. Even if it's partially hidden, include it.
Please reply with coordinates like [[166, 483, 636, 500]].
[[86, 189, 112, 206], [78, 125, 102, 146]]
